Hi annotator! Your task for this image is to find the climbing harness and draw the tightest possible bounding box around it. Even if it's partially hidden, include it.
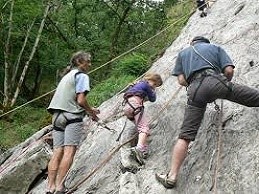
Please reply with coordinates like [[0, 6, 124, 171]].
[[52, 112, 83, 132], [188, 45, 233, 103], [189, 45, 228, 193], [116, 95, 145, 142], [116, 118, 128, 142], [192, 45, 233, 91], [53, 111, 115, 133], [123, 98, 144, 121], [188, 69, 214, 103]]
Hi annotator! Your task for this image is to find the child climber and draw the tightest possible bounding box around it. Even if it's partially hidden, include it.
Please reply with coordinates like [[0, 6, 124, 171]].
[[196, 0, 208, 17], [123, 73, 163, 165]]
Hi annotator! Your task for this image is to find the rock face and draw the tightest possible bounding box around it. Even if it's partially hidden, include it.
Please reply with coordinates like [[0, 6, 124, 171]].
[[1, 0, 259, 193], [0, 126, 52, 194]]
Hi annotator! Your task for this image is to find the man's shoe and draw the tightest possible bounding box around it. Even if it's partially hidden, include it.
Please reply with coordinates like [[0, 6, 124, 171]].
[[155, 173, 176, 189], [54, 185, 68, 194], [200, 12, 207, 17]]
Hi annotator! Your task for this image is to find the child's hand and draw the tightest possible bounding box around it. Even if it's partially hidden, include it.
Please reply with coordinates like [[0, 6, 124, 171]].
[[147, 80, 158, 89]]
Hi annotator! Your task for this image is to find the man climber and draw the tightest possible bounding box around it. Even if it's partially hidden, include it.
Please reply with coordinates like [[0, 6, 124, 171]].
[[196, 0, 208, 17], [155, 36, 259, 188], [46, 51, 99, 194]]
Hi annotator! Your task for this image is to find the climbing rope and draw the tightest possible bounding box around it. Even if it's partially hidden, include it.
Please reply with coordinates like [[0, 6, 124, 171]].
[[210, 99, 224, 194], [66, 135, 137, 194], [80, 10, 192, 125], [0, 89, 55, 118]]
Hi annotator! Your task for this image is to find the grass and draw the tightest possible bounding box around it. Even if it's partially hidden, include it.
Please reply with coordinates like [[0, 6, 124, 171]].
[[0, 107, 50, 150], [88, 74, 136, 107]]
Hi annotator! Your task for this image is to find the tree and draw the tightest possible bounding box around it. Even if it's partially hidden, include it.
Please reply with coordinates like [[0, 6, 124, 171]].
[[1, 0, 52, 112], [0, 0, 169, 113]]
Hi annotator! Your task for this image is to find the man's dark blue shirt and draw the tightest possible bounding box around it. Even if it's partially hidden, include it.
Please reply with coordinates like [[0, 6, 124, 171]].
[[172, 42, 234, 81]]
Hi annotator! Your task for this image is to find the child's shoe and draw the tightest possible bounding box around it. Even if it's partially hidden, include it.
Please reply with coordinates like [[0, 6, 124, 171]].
[[142, 151, 148, 159], [131, 147, 145, 165]]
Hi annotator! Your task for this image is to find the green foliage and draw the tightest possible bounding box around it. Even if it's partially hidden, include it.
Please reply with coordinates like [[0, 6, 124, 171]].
[[88, 74, 135, 106], [137, 0, 194, 64], [1, 0, 44, 65], [113, 53, 148, 77], [167, 0, 194, 20], [88, 53, 149, 107], [0, 0, 171, 103], [0, 106, 49, 150]]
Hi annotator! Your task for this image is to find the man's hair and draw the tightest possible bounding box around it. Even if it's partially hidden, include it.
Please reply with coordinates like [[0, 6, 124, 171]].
[[70, 51, 91, 67], [144, 73, 163, 87], [57, 51, 91, 80], [192, 36, 210, 44]]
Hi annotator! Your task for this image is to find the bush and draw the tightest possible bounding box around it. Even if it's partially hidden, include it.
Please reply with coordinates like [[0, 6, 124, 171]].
[[113, 53, 149, 77]]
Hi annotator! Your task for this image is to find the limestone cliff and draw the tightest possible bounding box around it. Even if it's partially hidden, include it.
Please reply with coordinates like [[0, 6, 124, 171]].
[[1, 0, 259, 193]]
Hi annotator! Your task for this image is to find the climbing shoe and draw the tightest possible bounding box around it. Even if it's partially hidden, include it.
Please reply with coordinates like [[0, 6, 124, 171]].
[[155, 173, 177, 189], [200, 12, 207, 17], [142, 151, 148, 159], [131, 147, 145, 165]]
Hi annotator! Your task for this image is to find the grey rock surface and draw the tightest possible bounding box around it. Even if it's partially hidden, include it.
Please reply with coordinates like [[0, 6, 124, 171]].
[[1, 0, 259, 193], [0, 125, 52, 193]]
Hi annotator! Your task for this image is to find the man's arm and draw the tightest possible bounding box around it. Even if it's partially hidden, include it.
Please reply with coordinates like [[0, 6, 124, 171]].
[[223, 65, 234, 81], [173, 53, 187, 86], [177, 74, 188, 86], [218, 46, 234, 81], [77, 93, 99, 121], [75, 74, 99, 121]]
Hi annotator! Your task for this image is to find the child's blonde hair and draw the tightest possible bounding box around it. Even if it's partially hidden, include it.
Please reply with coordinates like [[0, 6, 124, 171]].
[[143, 73, 163, 86]]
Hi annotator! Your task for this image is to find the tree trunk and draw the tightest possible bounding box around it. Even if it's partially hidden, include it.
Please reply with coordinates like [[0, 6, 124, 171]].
[[46, 16, 75, 49], [11, 19, 35, 86], [109, 0, 136, 58], [73, 0, 79, 38], [20, 53, 43, 101], [3, 0, 14, 112], [11, 3, 51, 107], [31, 63, 42, 100]]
